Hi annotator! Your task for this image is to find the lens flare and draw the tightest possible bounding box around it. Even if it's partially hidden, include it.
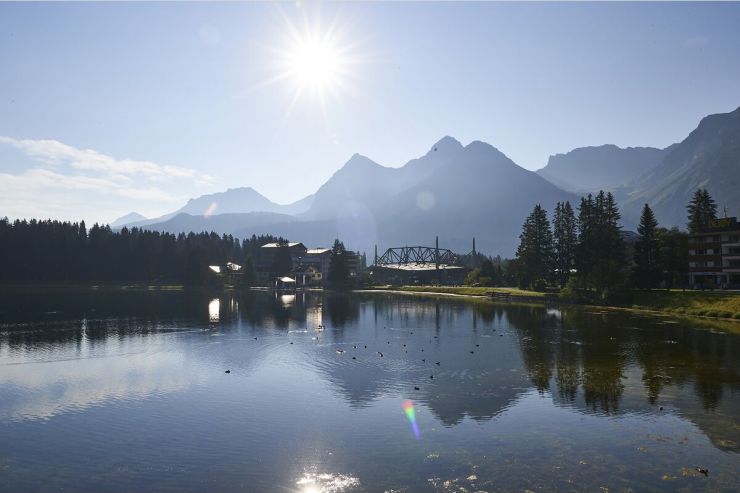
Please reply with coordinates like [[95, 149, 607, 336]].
[[403, 399, 420, 439]]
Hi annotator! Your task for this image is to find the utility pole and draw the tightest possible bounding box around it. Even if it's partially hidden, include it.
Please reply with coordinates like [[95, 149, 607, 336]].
[[435, 235, 441, 286]]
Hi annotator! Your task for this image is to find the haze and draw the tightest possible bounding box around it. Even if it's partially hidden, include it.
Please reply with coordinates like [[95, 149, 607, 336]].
[[1, 1, 739, 223]]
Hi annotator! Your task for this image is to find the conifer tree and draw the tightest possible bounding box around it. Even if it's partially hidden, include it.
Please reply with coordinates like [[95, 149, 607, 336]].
[[328, 239, 350, 289], [553, 201, 577, 287], [576, 191, 626, 297], [515, 204, 554, 289], [634, 203, 661, 288], [687, 188, 718, 233]]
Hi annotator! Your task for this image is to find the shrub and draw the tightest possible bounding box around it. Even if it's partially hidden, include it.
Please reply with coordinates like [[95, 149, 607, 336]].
[[561, 277, 583, 302], [532, 278, 547, 292]]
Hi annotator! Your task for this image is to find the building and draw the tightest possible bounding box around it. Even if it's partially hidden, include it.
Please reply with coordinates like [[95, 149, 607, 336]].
[[207, 262, 244, 286], [688, 216, 740, 289], [296, 248, 332, 283], [345, 250, 365, 278], [255, 242, 307, 286]]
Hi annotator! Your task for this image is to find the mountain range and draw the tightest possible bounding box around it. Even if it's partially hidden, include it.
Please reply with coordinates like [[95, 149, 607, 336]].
[[114, 106, 740, 257], [536, 144, 670, 193]]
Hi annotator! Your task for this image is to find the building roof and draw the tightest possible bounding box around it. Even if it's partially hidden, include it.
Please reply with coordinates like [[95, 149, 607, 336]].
[[278, 276, 296, 283], [306, 248, 331, 255], [261, 242, 305, 249], [374, 263, 464, 272]]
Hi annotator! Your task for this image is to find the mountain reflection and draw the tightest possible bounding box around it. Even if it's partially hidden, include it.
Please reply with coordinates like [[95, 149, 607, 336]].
[[0, 289, 738, 452]]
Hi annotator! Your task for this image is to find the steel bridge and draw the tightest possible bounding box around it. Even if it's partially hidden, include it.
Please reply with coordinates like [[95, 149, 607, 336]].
[[374, 245, 458, 267]]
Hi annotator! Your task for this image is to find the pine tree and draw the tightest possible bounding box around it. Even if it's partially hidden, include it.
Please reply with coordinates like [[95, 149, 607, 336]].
[[657, 227, 689, 289], [553, 201, 577, 287], [328, 239, 350, 289], [687, 188, 718, 233], [515, 204, 554, 289], [576, 191, 627, 298], [634, 203, 661, 289]]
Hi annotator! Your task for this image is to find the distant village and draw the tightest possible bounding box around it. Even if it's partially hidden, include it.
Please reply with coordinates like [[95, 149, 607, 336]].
[[210, 241, 367, 289]]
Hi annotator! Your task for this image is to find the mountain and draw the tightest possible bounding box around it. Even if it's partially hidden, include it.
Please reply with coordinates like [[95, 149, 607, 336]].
[[115, 105, 740, 255], [111, 212, 147, 227], [139, 211, 299, 236], [113, 187, 314, 228], [537, 145, 668, 192], [377, 140, 578, 254], [174, 187, 313, 217], [303, 136, 462, 220], [622, 106, 740, 227], [134, 137, 576, 256]]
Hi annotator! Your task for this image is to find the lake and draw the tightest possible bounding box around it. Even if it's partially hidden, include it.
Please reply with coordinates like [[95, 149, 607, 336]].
[[0, 289, 738, 492]]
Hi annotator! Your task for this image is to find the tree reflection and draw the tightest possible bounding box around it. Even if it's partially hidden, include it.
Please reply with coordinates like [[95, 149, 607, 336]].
[[1, 290, 738, 451]]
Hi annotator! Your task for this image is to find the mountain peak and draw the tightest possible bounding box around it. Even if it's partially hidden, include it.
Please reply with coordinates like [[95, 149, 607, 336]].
[[111, 212, 147, 227], [343, 153, 381, 170], [429, 136, 463, 154]]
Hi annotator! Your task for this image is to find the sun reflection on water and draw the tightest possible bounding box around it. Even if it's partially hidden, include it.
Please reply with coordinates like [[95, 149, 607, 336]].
[[208, 298, 220, 322], [295, 472, 360, 493]]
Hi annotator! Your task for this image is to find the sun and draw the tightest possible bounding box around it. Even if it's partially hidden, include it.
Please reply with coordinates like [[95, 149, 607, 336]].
[[257, 7, 360, 114], [286, 35, 344, 91]]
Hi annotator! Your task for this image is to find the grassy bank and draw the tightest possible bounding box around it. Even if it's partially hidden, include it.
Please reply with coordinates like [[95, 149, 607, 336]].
[[368, 285, 546, 298], [628, 290, 740, 319], [366, 285, 740, 321]]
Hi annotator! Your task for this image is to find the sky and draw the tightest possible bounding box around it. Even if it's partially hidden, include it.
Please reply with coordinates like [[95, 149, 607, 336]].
[[1, 1, 739, 224]]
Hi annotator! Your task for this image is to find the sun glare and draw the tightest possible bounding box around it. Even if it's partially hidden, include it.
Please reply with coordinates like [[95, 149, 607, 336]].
[[257, 7, 360, 116], [287, 36, 343, 90]]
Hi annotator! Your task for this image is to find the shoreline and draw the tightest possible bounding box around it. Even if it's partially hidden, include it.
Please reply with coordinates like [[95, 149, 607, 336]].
[[358, 286, 740, 325]]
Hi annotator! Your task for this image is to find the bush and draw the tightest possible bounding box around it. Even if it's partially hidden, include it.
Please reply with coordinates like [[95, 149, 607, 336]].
[[560, 277, 583, 302], [465, 268, 481, 286], [532, 278, 547, 292]]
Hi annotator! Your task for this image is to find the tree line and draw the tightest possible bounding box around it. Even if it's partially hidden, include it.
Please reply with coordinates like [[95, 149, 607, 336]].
[[0, 218, 283, 285], [509, 188, 720, 300]]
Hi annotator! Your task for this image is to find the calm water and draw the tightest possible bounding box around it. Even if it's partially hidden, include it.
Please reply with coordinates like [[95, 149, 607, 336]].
[[0, 289, 738, 492]]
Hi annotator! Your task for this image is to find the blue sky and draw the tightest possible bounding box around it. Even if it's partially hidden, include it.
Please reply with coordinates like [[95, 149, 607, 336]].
[[1, 1, 739, 223]]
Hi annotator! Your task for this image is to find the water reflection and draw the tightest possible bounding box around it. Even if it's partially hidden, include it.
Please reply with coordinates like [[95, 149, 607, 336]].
[[0, 289, 738, 492], [208, 298, 220, 322]]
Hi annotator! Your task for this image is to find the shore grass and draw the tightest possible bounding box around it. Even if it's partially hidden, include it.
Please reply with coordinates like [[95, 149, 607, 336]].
[[367, 285, 546, 298], [629, 290, 740, 320], [366, 285, 740, 321]]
